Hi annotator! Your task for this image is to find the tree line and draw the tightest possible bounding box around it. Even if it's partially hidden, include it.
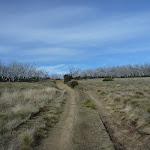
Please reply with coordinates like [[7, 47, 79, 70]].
[[67, 64, 150, 79], [1, 61, 150, 82], [0, 61, 49, 82]]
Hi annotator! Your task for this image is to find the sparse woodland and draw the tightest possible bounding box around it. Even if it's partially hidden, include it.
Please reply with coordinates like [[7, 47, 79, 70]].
[[1, 62, 150, 149], [0, 61, 150, 82], [68, 64, 150, 79], [0, 61, 49, 82]]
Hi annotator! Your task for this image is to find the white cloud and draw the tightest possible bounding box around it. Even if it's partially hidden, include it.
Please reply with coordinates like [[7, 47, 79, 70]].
[[1, 4, 150, 66], [38, 64, 68, 74], [1, 7, 150, 46]]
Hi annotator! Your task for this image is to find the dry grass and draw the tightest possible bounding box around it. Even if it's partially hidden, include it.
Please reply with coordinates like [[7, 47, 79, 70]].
[[19, 128, 35, 150], [0, 80, 66, 150], [77, 77, 150, 149], [78, 78, 150, 122]]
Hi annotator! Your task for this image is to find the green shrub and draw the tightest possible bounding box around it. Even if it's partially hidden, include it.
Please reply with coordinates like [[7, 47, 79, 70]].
[[97, 89, 101, 92], [53, 107, 63, 115], [70, 81, 79, 88], [103, 78, 114, 81], [83, 100, 96, 109], [64, 74, 72, 83]]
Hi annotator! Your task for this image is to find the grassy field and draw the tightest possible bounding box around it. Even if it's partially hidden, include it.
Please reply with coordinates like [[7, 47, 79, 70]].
[[1, 78, 150, 150], [76, 77, 150, 149], [0, 80, 67, 150]]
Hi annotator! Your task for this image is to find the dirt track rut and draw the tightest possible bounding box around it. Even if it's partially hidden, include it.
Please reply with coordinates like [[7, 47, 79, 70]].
[[34, 81, 115, 150], [34, 81, 76, 150]]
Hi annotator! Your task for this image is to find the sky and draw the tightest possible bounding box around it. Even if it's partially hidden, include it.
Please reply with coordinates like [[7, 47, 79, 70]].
[[0, 0, 150, 74]]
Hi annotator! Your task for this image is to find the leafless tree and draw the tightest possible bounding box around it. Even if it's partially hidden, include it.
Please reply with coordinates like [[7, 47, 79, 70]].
[[68, 66, 80, 77], [0, 61, 49, 82], [78, 64, 150, 79], [50, 73, 63, 80]]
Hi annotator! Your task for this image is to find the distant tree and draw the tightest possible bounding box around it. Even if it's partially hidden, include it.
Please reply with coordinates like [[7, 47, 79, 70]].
[[50, 73, 63, 80], [78, 64, 150, 79], [0, 61, 49, 82], [68, 66, 80, 78]]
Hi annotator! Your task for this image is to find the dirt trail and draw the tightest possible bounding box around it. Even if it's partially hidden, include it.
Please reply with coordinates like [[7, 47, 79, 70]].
[[72, 90, 115, 150], [34, 81, 76, 150], [86, 91, 125, 150], [34, 81, 115, 150]]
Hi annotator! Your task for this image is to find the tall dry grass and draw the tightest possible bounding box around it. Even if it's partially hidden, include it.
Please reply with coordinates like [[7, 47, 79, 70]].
[[0, 80, 66, 150]]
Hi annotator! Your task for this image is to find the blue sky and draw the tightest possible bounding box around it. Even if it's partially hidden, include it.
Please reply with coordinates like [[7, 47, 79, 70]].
[[0, 0, 150, 74]]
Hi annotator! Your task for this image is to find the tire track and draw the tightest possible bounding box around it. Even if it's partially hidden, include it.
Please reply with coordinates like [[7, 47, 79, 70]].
[[34, 81, 116, 150], [72, 90, 115, 150], [87, 91, 126, 150], [34, 81, 77, 150]]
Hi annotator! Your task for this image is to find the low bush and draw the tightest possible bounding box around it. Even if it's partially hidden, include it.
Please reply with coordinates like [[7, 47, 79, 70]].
[[74, 76, 81, 80], [97, 89, 101, 92], [64, 74, 72, 83], [103, 78, 114, 81], [70, 81, 79, 88]]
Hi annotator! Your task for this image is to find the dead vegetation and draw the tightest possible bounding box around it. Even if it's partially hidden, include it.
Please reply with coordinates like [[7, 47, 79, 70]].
[[0, 80, 67, 150]]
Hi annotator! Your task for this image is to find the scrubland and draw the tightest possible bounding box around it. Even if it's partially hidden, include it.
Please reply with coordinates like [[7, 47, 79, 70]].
[[0, 80, 66, 150], [76, 77, 150, 149], [1, 77, 150, 150]]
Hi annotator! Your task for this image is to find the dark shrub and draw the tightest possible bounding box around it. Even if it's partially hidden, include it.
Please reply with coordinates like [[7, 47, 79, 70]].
[[83, 75, 87, 80], [74, 76, 81, 80], [70, 81, 79, 88], [64, 74, 72, 83], [103, 78, 114, 81]]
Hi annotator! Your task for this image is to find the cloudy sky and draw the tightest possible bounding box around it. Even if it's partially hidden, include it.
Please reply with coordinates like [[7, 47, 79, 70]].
[[0, 0, 150, 74]]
